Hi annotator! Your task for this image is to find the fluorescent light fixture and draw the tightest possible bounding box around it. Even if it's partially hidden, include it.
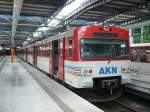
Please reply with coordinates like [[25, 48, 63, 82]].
[[37, 27, 49, 32], [27, 38, 31, 41], [33, 32, 42, 37], [57, 0, 87, 18], [23, 41, 28, 46], [23, 41, 27, 44], [47, 19, 60, 27], [5, 47, 10, 50]]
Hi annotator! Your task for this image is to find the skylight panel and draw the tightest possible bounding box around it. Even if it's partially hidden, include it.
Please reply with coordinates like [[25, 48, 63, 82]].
[[47, 0, 87, 27], [33, 0, 87, 38]]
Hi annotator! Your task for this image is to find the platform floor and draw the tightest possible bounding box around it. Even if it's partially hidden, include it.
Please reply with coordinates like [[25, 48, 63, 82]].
[[0, 57, 103, 112]]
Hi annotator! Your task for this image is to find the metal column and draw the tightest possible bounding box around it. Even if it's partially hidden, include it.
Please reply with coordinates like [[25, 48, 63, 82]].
[[11, 0, 24, 47]]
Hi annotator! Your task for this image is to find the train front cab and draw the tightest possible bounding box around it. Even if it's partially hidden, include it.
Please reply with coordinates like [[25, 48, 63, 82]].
[[64, 26, 131, 93]]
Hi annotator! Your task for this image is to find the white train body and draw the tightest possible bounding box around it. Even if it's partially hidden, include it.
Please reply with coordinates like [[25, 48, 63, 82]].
[[64, 60, 131, 88]]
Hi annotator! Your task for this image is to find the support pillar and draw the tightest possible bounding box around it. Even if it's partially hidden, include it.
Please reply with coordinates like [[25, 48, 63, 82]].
[[141, 26, 144, 43], [129, 28, 134, 44]]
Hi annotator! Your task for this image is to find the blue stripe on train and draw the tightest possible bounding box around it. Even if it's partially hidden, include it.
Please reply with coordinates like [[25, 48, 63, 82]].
[[65, 65, 81, 71]]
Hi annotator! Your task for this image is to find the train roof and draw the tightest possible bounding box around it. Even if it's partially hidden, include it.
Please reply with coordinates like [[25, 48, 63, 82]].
[[34, 25, 128, 45], [36, 30, 73, 46], [23, 25, 128, 47]]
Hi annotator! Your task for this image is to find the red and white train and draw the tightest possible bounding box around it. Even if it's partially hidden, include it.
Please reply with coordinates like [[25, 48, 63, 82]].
[[17, 25, 131, 93]]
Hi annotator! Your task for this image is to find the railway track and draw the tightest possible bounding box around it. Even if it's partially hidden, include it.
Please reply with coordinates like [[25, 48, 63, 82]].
[[92, 100, 140, 112], [93, 99, 150, 112], [81, 90, 150, 112], [113, 100, 139, 112]]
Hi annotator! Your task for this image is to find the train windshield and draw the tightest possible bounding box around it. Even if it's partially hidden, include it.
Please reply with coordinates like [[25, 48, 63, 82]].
[[80, 39, 129, 59]]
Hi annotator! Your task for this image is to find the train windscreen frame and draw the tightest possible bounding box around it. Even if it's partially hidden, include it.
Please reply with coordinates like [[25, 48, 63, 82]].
[[80, 38, 129, 59]]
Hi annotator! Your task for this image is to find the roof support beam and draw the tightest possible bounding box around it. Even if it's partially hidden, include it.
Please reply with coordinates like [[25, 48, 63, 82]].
[[0, 15, 11, 22], [11, 0, 23, 47], [123, 20, 150, 29], [98, 2, 150, 25], [63, 0, 112, 25], [3, 31, 11, 35]]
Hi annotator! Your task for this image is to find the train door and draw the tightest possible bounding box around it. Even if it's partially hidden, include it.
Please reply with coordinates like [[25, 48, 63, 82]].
[[52, 40, 59, 78], [58, 39, 64, 81], [33, 46, 37, 66]]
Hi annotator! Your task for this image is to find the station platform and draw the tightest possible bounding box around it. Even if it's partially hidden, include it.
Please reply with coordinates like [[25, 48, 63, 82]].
[[0, 57, 104, 112]]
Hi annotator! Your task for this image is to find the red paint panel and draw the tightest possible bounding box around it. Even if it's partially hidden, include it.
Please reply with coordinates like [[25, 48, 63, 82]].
[[64, 38, 69, 60], [36, 44, 50, 58], [49, 43, 53, 77], [58, 39, 64, 81], [75, 26, 129, 40], [73, 29, 80, 61], [31, 47, 34, 65]]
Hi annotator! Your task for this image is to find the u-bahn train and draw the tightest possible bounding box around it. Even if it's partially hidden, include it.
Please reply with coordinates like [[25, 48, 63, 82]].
[[17, 25, 131, 94]]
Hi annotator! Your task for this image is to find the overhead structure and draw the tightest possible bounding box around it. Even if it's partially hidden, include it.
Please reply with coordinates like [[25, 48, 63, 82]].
[[0, 0, 67, 47], [63, 0, 150, 26], [38, 0, 150, 42], [0, 0, 149, 47]]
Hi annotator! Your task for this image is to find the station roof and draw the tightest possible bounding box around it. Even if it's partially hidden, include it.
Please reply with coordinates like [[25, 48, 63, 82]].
[[0, 0, 68, 47], [65, 0, 150, 26], [43, 0, 150, 43], [0, 0, 149, 48]]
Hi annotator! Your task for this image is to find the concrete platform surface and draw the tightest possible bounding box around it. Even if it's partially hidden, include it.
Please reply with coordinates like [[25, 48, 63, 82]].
[[0, 57, 104, 112]]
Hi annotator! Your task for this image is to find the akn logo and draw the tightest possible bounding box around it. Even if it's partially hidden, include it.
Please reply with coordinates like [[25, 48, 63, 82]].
[[99, 66, 117, 75]]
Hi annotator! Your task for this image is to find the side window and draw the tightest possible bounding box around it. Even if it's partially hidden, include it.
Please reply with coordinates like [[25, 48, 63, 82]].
[[69, 39, 73, 58]]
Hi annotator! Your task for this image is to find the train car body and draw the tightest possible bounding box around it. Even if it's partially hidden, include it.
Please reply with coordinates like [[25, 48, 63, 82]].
[[17, 25, 131, 93], [130, 43, 150, 62]]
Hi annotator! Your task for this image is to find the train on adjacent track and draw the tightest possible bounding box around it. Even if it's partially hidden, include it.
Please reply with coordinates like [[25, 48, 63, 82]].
[[17, 25, 131, 95], [130, 43, 150, 62]]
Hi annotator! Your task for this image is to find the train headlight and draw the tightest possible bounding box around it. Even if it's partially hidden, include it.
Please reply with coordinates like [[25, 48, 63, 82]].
[[121, 66, 130, 73], [81, 68, 93, 76]]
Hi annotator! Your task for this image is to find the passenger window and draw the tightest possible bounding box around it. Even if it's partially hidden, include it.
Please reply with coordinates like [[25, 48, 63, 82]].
[[69, 39, 73, 58]]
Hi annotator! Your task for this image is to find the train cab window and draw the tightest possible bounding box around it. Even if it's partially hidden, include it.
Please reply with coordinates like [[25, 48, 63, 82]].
[[69, 39, 73, 58], [80, 39, 129, 59]]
